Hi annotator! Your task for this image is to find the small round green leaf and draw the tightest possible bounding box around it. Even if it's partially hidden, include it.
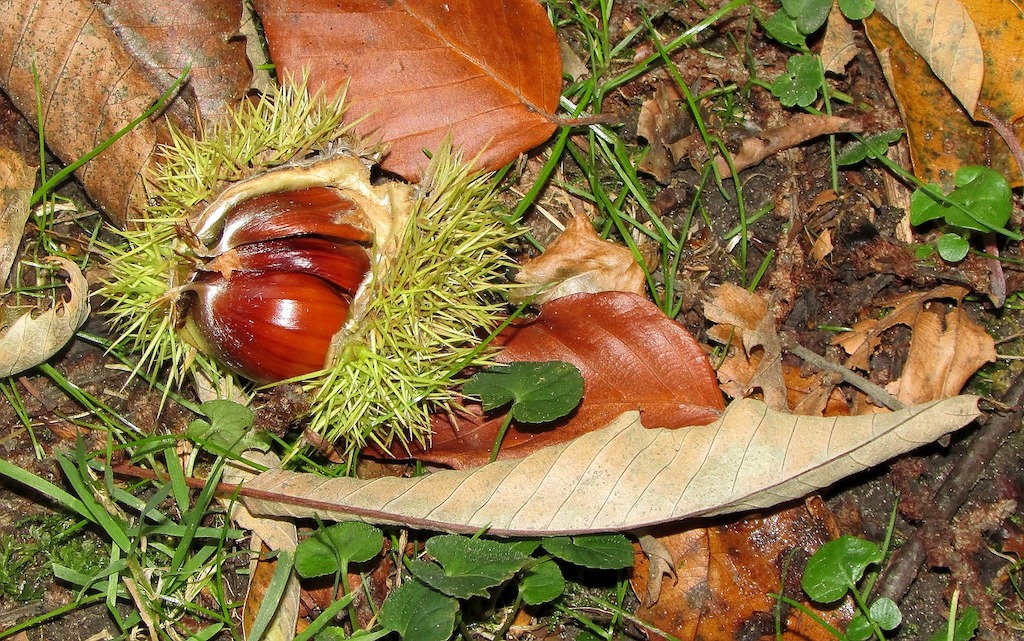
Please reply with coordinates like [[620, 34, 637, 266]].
[[761, 10, 806, 47], [869, 597, 903, 630], [936, 233, 970, 263], [771, 54, 821, 108], [846, 614, 873, 641], [294, 522, 384, 578], [408, 535, 530, 599], [802, 535, 882, 603], [463, 361, 584, 423], [782, 0, 832, 33], [839, 0, 874, 20]]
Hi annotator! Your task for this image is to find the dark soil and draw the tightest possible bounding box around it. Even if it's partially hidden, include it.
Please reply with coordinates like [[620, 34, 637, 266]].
[[2, 1, 1024, 639]]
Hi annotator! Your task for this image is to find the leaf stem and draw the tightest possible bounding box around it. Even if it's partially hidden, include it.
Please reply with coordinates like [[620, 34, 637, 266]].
[[489, 412, 516, 463]]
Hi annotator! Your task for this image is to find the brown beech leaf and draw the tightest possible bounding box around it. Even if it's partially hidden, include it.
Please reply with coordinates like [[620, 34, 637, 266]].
[[420, 291, 723, 468], [0, 257, 90, 378], [636, 83, 690, 183], [236, 395, 980, 535], [254, 0, 562, 182], [99, 0, 250, 124], [511, 215, 647, 305], [705, 283, 788, 410], [0, 0, 182, 226], [631, 499, 853, 641], [834, 285, 996, 404]]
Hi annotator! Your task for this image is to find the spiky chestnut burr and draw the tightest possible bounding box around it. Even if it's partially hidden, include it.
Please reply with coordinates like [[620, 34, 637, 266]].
[[99, 80, 516, 461]]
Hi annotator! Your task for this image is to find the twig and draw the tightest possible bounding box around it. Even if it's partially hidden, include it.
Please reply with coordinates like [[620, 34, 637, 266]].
[[977, 104, 1024, 182], [874, 371, 1024, 604], [780, 336, 906, 411]]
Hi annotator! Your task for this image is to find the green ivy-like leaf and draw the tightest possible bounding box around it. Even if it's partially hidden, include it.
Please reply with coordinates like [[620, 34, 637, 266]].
[[521, 559, 565, 605], [869, 597, 903, 630], [294, 522, 383, 579], [463, 361, 584, 423], [846, 614, 874, 641], [910, 166, 1015, 235], [541, 534, 634, 570], [186, 400, 269, 455], [408, 535, 530, 599], [802, 535, 882, 603], [771, 54, 821, 108], [380, 579, 458, 641]]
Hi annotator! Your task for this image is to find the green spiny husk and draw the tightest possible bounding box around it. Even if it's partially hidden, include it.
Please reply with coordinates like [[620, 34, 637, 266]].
[[305, 147, 517, 461], [101, 80, 362, 389], [99, 80, 517, 460]]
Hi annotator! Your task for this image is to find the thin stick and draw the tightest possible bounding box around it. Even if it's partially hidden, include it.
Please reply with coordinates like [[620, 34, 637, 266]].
[[781, 336, 906, 411]]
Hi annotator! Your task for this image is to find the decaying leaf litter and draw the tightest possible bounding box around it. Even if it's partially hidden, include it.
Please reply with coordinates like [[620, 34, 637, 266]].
[[0, 0, 1022, 640]]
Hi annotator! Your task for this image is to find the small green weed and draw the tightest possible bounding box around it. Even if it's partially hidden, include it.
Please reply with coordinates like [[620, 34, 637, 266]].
[[0, 515, 104, 603], [292, 522, 634, 641], [782, 531, 979, 641]]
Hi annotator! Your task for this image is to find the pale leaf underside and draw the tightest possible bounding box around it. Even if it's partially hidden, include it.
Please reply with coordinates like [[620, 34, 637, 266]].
[[238, 396, 980, 536]]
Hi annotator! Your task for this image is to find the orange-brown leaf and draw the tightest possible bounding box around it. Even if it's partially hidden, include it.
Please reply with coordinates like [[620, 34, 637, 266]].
[[631, 500, 853, 641], [255, 0, 562, 181], [420, 291, 724, 468]]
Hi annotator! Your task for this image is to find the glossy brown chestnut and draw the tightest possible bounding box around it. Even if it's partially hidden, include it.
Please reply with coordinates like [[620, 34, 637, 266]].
[[211, 187, 372, 254], [184, 270, 353, 384]]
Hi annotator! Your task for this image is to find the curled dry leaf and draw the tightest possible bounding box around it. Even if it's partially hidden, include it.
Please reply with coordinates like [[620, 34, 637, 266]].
[[225, 452, 300, 641], [0, 0, 179, 226], [236, 395, 980, 536], [714, 114, 863, 177], [636, 83, 691, 183], [511, 215, 646, 305], [0, 147, 34, 283], [820, 0, 857, 75], [705, 283, 788, 410], [834, 285, 996, 405], [0, 257, 90, 377], [255, 0, 562, 182], [420, 291, 723, 468]]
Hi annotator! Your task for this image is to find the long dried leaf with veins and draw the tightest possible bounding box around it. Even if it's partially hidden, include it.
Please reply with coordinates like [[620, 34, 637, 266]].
[[0, 257, 90, 377], [0, 147, 33, 283], [255, 0, 562, 181], [237, 396, 980, 536], [0, 0, 180, 227]]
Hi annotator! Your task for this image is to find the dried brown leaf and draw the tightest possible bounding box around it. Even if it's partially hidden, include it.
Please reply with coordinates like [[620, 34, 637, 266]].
[[834, 285, 994, 404], [874, 0, 983, 115], [237, 396, 980, 535], [0, 147, 33, 283], [631, 499, 852, 641], [255, 0, 562, 182], [705, 283, 788, 410], [419, 291, 723, 468], [820, 1, 858, 74], [99, 0, 251, 123], [714, 115, 863, 177], [512, 215, 646, 305], [0, 257, 89, 377], [0, 0, 181, 226]]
